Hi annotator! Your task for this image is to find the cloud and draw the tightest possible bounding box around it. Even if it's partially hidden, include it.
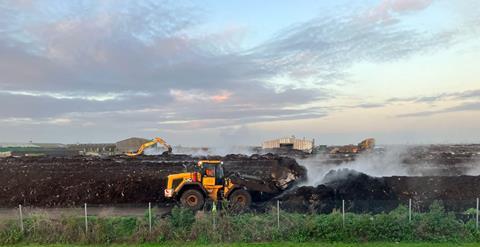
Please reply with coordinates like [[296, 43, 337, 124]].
[[169, 89, 205, 103], [386, 89, 480, 104], [397, 101, 480, 117], [353, 88, 480, 118], [169, 89, 233, 103], [0, 117, 73, 126], [210, 90, 232, 103], [0, 90, 148, 101], [355, 103, 387, 109], [367, 0, 434, 23], [251, 7, 457, 92], [0, 1, 478, 143]]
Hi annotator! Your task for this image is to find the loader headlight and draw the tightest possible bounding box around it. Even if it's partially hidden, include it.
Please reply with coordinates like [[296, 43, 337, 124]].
[[164, 189, 174, 197]]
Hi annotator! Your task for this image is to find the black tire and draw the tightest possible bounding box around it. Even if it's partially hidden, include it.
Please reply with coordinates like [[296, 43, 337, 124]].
[[180, 189, 205, 211], [229, 189, 252, 211]]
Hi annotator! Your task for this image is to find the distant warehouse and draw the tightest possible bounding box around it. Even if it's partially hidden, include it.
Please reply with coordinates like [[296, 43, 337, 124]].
[[262, 136, 315, 153], [116, 137, 149, 153]]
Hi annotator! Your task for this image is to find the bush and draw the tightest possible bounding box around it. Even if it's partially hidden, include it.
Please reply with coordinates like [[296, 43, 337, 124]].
[[170, 207, 195, 229], [413, 201, 467, 242], [0, 221, 23, 245], [0, 202, 478, 244]]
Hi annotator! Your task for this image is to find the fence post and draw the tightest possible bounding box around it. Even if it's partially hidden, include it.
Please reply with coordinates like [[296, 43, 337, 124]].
[[342, 200, 345, 228], [409, 199, 412, 222], [84, 203, 88, 234], [277, 200, 280, 229], [18, 204, 24, 233], [476, 198, 479, 230], [148, 202, 152, 233], [212, 201, 216, 230]]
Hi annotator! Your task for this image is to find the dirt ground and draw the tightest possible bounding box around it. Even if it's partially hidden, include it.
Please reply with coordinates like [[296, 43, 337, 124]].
[[0, 154, 304, 207], [1, 144, 479, 213]]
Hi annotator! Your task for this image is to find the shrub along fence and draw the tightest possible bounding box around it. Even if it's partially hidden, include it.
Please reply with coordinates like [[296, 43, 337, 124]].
[[0, 200, 479, 244]]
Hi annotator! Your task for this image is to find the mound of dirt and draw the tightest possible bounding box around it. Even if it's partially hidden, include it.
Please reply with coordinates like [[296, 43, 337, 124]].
[[278, 169, 480, 213], [278, 169, 397, 213], [276, 185, 335, 213], [385, 175, 480, 211], [0, 154, 306, 207], [323, 169, 396, 201]]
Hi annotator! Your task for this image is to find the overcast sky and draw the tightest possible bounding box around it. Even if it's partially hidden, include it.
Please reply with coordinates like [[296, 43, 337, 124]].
[[0, 0, 479, 146]]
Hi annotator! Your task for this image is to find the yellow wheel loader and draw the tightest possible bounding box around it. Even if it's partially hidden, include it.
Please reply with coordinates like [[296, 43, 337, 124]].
[[164, 160, 251, 211]]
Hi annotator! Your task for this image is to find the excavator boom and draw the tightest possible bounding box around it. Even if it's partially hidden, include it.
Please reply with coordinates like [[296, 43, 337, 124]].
[[126, 137, 172, 157]]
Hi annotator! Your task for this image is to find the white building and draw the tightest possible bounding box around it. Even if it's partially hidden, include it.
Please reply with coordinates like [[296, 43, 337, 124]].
[[262, 136, 315, 153]]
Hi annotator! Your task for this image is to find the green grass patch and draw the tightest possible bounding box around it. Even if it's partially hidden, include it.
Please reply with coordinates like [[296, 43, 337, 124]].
[[1, 203, 479, 245], [5, 243, 480, 247]]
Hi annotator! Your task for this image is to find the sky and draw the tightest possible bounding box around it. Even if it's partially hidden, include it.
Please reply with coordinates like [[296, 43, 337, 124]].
[[0, 0, 479, 146]]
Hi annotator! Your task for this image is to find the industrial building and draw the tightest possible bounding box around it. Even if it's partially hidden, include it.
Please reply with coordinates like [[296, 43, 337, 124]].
[[262, 136, 315, 153], [67, 144, 116, 156]]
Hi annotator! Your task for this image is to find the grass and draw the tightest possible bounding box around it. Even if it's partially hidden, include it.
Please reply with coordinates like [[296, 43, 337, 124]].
[[1, 202, 479, 245], [4, 243, 480, 247]]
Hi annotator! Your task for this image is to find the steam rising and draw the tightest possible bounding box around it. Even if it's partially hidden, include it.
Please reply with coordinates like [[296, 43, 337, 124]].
[[298, 145, 480, 186], [142, 143, 480, 186], [165, 146, 257, 156]]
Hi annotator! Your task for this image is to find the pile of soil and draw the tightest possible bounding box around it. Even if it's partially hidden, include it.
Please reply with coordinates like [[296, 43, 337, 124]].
[[275, 185, 335, 213], [0, 154, 305, 207], [287, 144, 480, 176], [386, 175, 480, 211], [278, 169, 480, 213], [402, 144, 480, 166]]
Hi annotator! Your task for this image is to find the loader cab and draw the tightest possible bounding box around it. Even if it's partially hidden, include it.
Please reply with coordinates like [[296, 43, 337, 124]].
[[197, 160, 224, 185]]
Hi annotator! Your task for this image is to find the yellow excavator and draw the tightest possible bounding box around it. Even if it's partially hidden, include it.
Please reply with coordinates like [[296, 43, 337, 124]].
[[126, 137, 172, 157], [164, 160, 251, 211]]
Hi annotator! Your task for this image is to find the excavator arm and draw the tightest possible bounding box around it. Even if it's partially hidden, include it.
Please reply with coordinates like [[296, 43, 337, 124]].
[[126, 137, 172, 157]]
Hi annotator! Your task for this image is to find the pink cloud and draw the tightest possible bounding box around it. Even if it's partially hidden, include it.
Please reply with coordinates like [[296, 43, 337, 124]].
[[391, 0, 433, 12], [367, 0, 434, 23], [210, 90, 232, 103], [170, 89, 232, 103]]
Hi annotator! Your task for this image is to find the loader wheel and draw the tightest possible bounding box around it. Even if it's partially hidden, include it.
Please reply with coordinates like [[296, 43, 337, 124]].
[[180, 189, 205, 211], [229, 189, 252, 211]]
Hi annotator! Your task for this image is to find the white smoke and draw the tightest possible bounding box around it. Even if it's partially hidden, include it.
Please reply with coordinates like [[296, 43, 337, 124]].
[[464, 161, 480, 175], [172, 146, 257, 156], [298, 145, 417, 186], [140, 143, 256, 156]]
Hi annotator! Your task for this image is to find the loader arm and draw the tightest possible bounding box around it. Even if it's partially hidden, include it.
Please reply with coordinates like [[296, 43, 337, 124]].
[[126, 137, 172, 157]]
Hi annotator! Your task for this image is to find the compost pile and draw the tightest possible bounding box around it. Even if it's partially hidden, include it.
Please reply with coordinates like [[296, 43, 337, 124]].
[[278, 169, 480, 213], [278, 169, 396, 213], [0, 154, 305, 207], [291, 144, 480, 174]]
